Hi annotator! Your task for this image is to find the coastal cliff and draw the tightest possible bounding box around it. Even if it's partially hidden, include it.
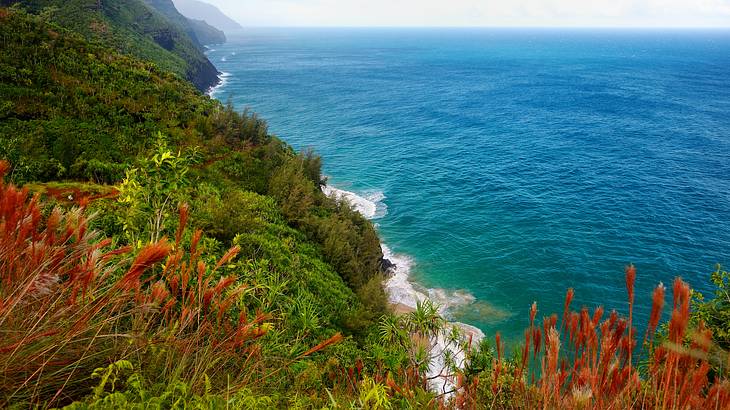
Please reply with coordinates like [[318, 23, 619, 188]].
[[1, 0, 220, 91]]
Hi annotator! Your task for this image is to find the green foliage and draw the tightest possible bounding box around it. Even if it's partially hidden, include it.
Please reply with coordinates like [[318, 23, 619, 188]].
[[268, 156, 318, 223], [199, 189, 280, 242], [688, 265, 730, 379], [358, 377, 392, 410], [63, 371, 277, 410], [90, 360, 135, 400], [117, 134, 197, 243], [693, 265, 730, 349], [0, 9, 262, 185], [5, 0, 219, 90]]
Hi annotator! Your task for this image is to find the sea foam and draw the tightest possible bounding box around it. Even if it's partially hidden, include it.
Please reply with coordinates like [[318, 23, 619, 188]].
[[322, 184, 387, 219], [207, 72, 231, 98]]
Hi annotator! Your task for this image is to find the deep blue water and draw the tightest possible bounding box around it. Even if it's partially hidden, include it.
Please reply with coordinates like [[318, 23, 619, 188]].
[[208, 28, 730, 343]]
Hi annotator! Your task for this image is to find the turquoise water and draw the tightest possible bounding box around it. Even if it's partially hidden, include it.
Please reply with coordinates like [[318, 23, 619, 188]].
[[208, 28, 730, 344]]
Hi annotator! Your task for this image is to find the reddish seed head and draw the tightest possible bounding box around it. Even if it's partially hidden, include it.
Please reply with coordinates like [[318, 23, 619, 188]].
[[150, 280, 169, 303], [101, 245, 133, 262], [121, 240, 171, 290], [530, 301, 538, 327], [197, 260, 206, 284], [672, 277, 686, 308], [300, 333, 343, 357], [203, 289, 214, 311], [625, 264, 636, 304], [214, 245, 240, 271], [213, 276, 236, 295], [175, 203, 189, 246], [563, 288, 575, 328], [647, 282, 665, 337], [592, 306, 604, 327], [0, 160, 9, 180], [677, 279, 690, 308], [190, 229, 203, 257], [78, 196, 90, 208], [608, 310, 618, 328], [569, 312, 580, 345], [547, 327, 561, 374]]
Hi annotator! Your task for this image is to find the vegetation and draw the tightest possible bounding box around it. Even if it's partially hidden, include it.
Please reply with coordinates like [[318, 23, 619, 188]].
[[185, 17, 225, 46], [172, 0, 243, 33], [461, 268, 730, 409], [1, 5, 729, 409], [1, 0, 219, 91]]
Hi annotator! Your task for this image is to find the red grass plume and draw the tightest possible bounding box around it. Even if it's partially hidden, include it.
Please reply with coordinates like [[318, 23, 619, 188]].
[[0, 168, 269, 406], [477, 266, 730, 410], [299, 333, 343, 358]]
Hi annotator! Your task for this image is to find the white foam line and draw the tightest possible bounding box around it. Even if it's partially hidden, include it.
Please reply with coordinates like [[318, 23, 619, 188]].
[[322, 184, 387, 219], [207, 72, 231, 98]]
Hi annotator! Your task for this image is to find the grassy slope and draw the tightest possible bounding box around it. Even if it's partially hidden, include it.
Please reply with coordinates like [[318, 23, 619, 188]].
[[0, 5, 211, 183]]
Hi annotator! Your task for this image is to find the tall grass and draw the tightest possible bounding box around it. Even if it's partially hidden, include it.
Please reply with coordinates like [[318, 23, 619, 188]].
[[0, 161, 270, 406], [454, 267, 730, 409]]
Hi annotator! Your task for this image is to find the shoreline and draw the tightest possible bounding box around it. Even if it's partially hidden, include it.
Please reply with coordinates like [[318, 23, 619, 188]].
[[203, 46, 230, 98], [322, 183, 484, 338], [206, 71, 230, 98], [322, 183, 484, 394]]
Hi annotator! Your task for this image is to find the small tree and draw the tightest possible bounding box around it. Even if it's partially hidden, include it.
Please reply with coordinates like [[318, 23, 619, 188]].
[[118, 133, 197, 245]]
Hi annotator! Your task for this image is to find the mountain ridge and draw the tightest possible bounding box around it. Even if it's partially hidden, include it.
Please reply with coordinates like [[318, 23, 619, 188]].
[[1, 0, 220, 91], [172, 0, 242, 33]]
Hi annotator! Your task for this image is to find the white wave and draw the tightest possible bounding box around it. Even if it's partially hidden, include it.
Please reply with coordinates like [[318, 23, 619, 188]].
[[207, 72, 231, 98], [321, 184, 387, 219], [381, 244, 423, 308], [221, 56, 227, 62], [382, 245, 482, 326]]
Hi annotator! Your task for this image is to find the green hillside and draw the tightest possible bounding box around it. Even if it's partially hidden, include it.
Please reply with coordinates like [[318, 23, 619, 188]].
[[173, 0, 242, 32], [1, 0, 219, 90], [187, 17, 225, 45]]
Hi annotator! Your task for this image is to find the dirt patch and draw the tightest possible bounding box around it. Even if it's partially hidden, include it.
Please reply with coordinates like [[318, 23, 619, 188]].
[[43, 186, 119, 206]]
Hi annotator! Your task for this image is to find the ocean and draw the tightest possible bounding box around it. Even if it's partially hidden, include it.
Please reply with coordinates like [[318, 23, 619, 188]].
[[207, 28, 730, 344]]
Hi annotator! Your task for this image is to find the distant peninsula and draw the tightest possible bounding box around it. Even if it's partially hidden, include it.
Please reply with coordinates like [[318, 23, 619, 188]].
[[173, 0, 243, 33]]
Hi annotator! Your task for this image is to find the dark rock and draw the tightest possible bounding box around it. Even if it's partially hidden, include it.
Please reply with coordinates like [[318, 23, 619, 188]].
[[380, 257, 396, 276]]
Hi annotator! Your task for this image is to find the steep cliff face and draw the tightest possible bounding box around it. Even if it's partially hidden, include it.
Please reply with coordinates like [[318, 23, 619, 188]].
[[141, 0, 220, 90], [143, 0, 226, 45], [172, 0, 242, 33], [184, 46, 219, 91], [186, 18, 226, 45], [3, 0, 219, 92], [142, 0, 200, 44]]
